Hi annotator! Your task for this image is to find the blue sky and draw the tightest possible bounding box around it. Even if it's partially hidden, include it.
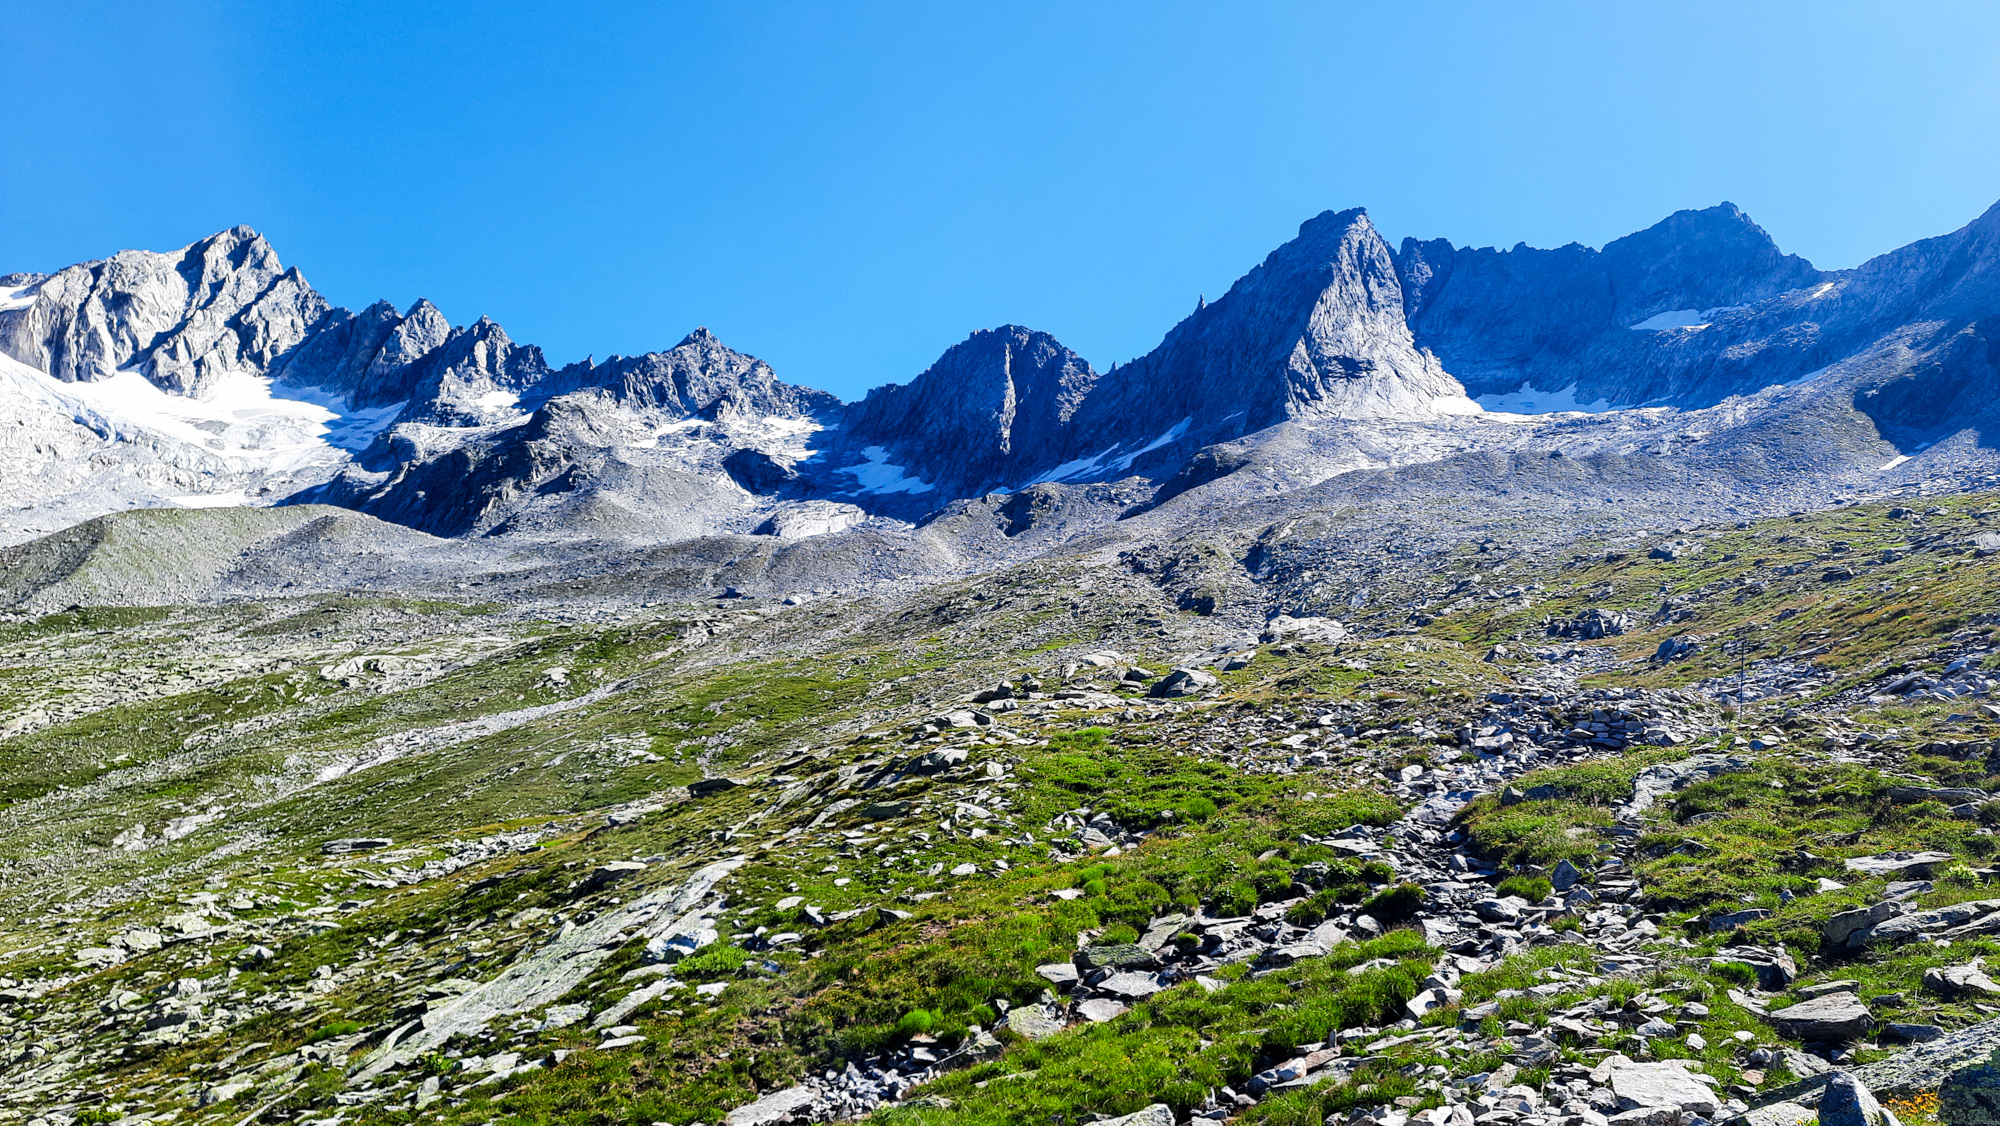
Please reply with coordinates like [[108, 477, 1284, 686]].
[[4, 2, 2000, 401]]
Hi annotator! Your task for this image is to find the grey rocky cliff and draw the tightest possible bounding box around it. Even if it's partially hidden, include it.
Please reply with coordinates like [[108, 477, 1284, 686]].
[[275, 298, 453, 409], [13, 198, 2000, 546], [1397, 198, 2000, 415], [394, 316, 557, 426], [1397, 202, 1826, 408], [818, 208, 1482, 505], [832, 325, 1099, 498], [0, 226, 331, 396]]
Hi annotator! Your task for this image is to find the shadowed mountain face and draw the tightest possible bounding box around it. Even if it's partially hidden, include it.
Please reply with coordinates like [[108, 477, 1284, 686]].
[[8, 198, 2000, 547], [1397, 203, 1827, 408], [1070, 207, 1478, 448], [832, 325, 1101, 499]]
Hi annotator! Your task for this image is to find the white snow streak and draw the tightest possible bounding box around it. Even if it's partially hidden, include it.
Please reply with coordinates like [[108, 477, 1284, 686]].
[[1629, 309, 1708, 331]]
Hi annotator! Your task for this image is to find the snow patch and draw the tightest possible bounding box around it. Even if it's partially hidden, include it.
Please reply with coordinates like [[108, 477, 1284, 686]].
[[1628, 304, 1749, 332], [1877, 455, 1912, 472], [837, 446, 935, 495], [0, 351, 401, 481], [1021, 417, 1196, 487], [1475, 382, 1615, 415], [0, 283, 38, 312], [1024, 449, 1116, 486], [1629, 309, 1708, 331]]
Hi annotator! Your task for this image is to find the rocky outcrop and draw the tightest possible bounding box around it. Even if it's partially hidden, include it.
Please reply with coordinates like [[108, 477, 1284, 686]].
[[395, 316, 557, 426]]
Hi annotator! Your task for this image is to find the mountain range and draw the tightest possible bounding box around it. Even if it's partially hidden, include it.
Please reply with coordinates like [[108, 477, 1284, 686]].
[[5, 198, 2000, 581]]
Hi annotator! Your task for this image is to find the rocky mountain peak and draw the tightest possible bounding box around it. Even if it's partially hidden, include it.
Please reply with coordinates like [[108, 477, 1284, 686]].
[[835, 325, 1101, 497], [1596, 202, 1822, 322], [0, 225, 330, 396], [525, 327, 839, 423], [1060, 206, 1477, 466], [397, 316, 553, 426]]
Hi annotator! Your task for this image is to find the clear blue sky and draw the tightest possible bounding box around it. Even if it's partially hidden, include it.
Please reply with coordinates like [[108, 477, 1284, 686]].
[[4, 2, 2000, 401]]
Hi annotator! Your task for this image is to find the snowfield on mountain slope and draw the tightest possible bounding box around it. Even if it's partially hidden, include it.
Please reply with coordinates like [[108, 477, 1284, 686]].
[[0, 351, 406, 543]]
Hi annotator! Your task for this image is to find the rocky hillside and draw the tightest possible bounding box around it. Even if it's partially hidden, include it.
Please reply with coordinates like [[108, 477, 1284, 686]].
[[0, 493, 1999, 1125]]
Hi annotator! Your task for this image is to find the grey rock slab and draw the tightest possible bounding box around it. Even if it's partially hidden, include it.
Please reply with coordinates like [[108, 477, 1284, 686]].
[[322, 837, 394, 855], [1942, 1053, 2000, 1126], [723, 1084, 819, 1126], [1866, 900, 2000, 944], [1258, 941, 1330, 969], [1843, 852, 1955, 879], [1882, 1023, 1945, 1044], [1035, 963, 1081, 989], [1927, 963, 2000, 999], [1149, 668, 1218, 698], [357, 858, 742, 1080], [1076, 944, 1160, 972], [582, 861, 648, 891], [1098, 972, 1165, 999], [1621, 755, 1751, 818], [1824, 903, 1900, 948], [1077, 998, 1130, 1022], [1607, 1061, 1721, 1115], [1757, 1013, 2000, 1108], [1766, 992, 1874, 1041], [1727, 1101, 1815, 1126], [1138, 913, 1191, 951], [1005, 1007, 1067, 1041], [1709, 909, 1772, 932], [1100, 1106, 1175, 1126]]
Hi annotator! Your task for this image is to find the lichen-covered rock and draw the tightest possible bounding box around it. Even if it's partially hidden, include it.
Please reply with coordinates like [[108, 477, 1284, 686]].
[[1942, 1050, 2000, 1126]]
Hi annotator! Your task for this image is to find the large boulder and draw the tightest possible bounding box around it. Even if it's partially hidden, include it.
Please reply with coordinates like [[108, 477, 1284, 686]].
[[1605, 1060, 1722, 1115], [1824, 902, 1901, 949], [1715, 945, 1798, 991], [1767, 993, 1874, 1041], [1942, 1050, 2000, 1126], [1757, 1014, 2000, 1109], [1148, 667, 1218, 698], [1818, 1072, 1897, 1126], [1930, 963, 2000, 1000]]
